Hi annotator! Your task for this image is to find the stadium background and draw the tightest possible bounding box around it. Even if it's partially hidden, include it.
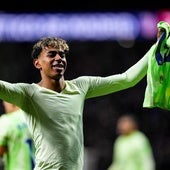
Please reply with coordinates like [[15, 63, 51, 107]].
[[0, 1, 170, 169]]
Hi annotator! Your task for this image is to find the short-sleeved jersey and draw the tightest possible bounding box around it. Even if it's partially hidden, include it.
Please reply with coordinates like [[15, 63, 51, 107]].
[[0, 109, 35, 170]]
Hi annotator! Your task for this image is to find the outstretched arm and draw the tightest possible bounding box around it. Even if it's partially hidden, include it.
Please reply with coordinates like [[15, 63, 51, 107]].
[[85, 44, 156, 98], [123, 44, 155, 87], [123, 21, 167, 88], [84, 25, 162, 98]]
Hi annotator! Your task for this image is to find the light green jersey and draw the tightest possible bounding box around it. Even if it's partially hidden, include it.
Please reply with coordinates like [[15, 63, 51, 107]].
[[143, 29, 170, 110], [0, 109, 35, 170], [0, 44, 153, 170], [108, 131, 155, 170]]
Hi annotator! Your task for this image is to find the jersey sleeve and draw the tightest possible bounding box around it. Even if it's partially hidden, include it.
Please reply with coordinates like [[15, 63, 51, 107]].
[[75, 44, 156, 99], [0, 81, 33, 108]]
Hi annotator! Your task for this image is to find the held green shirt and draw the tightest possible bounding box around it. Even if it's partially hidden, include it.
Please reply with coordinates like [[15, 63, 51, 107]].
[[108, 131, 155, 170], [0, 109, 35, 170], [0, 44, 154, 170], [143, 35, 170, 110]]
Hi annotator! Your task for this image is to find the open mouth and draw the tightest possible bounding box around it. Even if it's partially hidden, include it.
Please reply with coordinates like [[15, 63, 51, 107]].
[[52, 64, 64, 72]]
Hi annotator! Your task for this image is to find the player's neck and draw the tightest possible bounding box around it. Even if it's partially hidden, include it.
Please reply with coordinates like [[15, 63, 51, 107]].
[[38, 77, 66, 92]]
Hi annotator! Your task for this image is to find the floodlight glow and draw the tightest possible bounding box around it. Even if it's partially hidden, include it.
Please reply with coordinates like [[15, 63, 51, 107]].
[[0, 11, 168, 42]]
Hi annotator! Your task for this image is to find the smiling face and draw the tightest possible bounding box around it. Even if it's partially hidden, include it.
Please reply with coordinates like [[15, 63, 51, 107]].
[[32, 37, 69, 81], [33, 46, 67, 80]]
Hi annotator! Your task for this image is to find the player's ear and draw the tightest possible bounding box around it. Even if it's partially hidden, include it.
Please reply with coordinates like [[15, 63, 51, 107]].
[[33, 58, 41, 69]]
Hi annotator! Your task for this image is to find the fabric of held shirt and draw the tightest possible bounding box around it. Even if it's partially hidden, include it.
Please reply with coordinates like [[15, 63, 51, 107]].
[[143, 21, 170, 110], [0, 109, 35, 170]]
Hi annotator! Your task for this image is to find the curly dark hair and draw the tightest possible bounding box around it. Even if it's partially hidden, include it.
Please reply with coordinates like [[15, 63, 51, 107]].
[[31, 37, 69, 59]]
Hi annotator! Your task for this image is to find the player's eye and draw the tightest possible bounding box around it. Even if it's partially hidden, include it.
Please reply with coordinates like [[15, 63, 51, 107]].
[[48, 51, 57, 57], [48, 50, 67, 58], [58, 51, 66, 58]]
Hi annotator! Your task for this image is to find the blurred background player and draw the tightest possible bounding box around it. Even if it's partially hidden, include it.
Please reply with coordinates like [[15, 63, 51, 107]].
[[107, 113, 155, 170], [0, 101, 35, 170]]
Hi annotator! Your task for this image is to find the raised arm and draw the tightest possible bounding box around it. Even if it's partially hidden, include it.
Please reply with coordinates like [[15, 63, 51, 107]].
[[123, 44, 156, 87], [84, 44, 156, 98]]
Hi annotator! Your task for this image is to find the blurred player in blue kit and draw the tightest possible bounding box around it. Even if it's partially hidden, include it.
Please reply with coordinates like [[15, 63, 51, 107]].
[[0, 101, 35, 170]]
